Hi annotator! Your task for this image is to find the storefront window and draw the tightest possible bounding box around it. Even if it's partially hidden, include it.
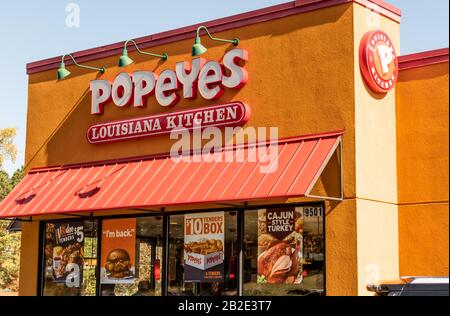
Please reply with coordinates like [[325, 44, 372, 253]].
[[167, 211, 238, 296], [99, 216, 163, 296], [40, 204, 323, 296], [243, 205, 324, 296], [82, 220, 98, 296], [42, 219, 98, 296]]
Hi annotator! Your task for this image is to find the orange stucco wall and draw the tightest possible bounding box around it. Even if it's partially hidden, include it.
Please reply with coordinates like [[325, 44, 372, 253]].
[[18, 2, 405, 296], [396, 62, 449, 277]]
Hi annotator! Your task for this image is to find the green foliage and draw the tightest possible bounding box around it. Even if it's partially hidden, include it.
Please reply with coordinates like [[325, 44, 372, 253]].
[[10, 166, 24, 188], [0, 230, 21, 291], [0, 128, 17, 168], [0, 170, 12, 201], [0, 166, 24, 292]]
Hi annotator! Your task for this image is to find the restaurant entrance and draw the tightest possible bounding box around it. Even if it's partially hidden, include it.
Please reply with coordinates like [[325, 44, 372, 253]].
[[167, 211, 238, 296]]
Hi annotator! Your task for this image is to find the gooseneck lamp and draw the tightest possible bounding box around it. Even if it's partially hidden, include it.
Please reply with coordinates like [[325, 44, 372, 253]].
[[192, 26, 239, 56], [119, 39, 168, 67], [57, 54, 106, 81]]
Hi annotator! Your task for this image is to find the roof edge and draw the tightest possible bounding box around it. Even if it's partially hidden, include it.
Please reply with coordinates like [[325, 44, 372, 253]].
[[28, 130, 345, 173], [399, 48, 449, 71], [26, 0, 401, 75]]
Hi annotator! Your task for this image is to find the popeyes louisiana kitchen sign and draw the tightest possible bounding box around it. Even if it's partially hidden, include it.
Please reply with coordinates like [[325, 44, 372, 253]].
[[88, 48, 249, 144], [184, 212, 225, 283], [359, 30, 398, 93], [87, 102, 250, 144]]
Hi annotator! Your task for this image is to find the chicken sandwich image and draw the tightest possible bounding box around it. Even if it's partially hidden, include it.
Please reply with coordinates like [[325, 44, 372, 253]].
[[105, 248, 133, 279]]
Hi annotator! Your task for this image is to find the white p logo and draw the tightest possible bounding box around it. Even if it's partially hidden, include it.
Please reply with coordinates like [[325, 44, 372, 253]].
[[377, 45, 394, 75]]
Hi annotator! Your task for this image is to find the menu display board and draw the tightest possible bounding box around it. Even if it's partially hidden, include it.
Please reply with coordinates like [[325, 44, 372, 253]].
[[100, 218, 136, 284], [184, 212, 225, 283], [52, 221, 85, 287], [257, 207, 303, 284]]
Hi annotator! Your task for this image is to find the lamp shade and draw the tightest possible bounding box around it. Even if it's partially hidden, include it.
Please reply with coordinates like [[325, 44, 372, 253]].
[[57, 62, 71, 80], [119, 48, 134, 67], [192, 37, 207, 56]]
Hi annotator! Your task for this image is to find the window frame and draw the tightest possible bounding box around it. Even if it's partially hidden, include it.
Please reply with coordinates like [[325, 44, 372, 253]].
[[37, 201, 326, 296]]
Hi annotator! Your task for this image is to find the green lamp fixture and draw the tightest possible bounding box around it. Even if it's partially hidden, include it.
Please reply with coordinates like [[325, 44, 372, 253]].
[[119, 39, 168, 67], [192, 26, 239, 56], [57, 54, 106, 81]]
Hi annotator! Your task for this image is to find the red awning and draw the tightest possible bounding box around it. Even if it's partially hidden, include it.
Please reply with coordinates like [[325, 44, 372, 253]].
[[0, 131, 342, 218]]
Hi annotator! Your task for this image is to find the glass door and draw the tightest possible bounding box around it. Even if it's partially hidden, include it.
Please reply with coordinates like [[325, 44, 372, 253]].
[[99, 216, 163, 296], [167, 211, 238, 296]]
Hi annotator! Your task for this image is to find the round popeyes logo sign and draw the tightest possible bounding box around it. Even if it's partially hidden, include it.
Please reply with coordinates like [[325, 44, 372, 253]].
[[359, 30, 398, 93]]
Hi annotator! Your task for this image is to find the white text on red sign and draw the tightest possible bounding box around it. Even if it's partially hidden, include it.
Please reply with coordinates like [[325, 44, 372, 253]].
[[90, 48, 248, 114]]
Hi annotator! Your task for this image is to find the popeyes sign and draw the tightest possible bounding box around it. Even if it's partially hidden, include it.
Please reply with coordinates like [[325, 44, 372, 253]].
[[88, 48, 249, 144], [359, 30, 398, 93]]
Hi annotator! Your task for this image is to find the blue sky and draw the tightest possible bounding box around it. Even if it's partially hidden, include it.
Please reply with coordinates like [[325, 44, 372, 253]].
[[0, 0, 448, 175]]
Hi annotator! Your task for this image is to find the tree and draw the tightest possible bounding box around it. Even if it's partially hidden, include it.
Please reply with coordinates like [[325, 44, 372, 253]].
[[0, 128, 17, 168], [10, 166, 24, 188], [0, 170, 12, 201], [0, 166, 24, 293], [0, 224, 21, 292], [0, 128, 21, 292]]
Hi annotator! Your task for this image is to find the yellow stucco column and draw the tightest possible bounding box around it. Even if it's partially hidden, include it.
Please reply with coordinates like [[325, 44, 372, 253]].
[[18, 221, 40, 296], [353, 4, 400, 295]]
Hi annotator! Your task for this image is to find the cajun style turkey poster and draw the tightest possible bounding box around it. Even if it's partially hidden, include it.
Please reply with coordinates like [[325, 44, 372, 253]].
[[257, 207, 303, 284]]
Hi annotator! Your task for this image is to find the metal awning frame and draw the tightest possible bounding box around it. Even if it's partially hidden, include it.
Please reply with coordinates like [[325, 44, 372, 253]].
[[304, 137, 343, 202]]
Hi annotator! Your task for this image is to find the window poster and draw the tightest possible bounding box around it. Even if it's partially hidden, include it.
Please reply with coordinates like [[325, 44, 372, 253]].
[[184, 212, 225, 283], [100, 218, 136, 284], [257, 207, 303, 284], [52, 221, 85, 287]]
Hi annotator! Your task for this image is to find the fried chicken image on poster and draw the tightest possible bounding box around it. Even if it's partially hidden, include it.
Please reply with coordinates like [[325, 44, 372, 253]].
[[184, 212, 225, 283], [100, 218, 136, 284], [257, 207, 303, 284], [52, 221, 85, 286]]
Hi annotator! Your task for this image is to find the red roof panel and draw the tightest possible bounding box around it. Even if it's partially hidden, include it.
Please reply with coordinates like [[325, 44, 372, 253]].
[[0, 131, 342, 218]]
